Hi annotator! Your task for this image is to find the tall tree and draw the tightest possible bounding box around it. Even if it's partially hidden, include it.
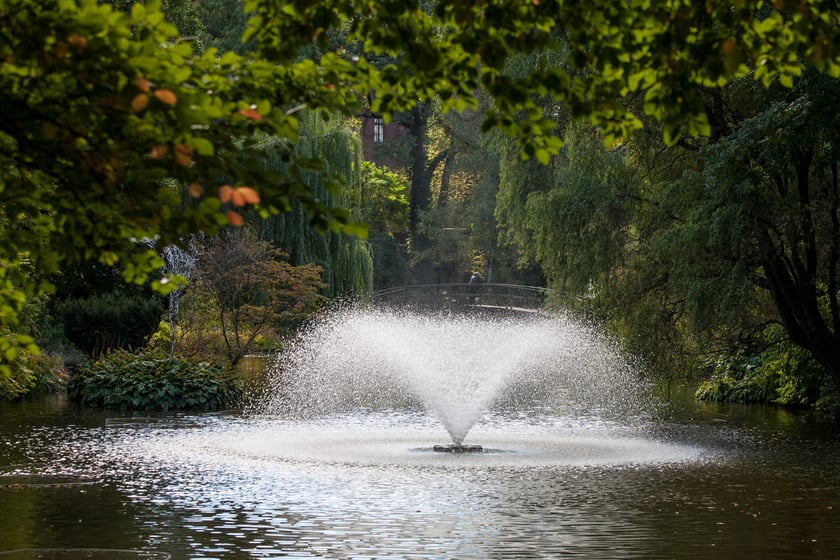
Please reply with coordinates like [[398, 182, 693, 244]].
[[518, 124, 638, 295], [256, 113, 374, 297], [655, 72, 840, 381], [3, 0, 838, 377], [196, 0, 253, 54], [356, 161, 410, 290]]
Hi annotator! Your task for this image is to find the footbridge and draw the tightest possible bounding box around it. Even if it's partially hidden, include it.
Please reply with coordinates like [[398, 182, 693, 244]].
[[372, 283, 556, 314]]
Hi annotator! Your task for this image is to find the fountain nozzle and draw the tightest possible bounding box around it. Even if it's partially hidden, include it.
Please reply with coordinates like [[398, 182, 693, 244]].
[[432, 444, 484, 453]]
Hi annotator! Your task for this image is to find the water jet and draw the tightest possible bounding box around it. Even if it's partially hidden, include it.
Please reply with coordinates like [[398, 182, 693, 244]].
[[247, 305, 679, 466]]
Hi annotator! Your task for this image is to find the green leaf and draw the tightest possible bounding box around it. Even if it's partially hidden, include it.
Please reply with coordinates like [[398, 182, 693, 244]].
[[190, 137, 214, 156]]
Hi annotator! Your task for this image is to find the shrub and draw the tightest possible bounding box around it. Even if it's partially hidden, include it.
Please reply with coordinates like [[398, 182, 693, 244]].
[[0, 352, 37, 400], [68, 350, 241, 411], [695, 352, 770, 403], [59, 292, 164, 357], [696, 326, 830, 409], [0, 352, 67, 400]]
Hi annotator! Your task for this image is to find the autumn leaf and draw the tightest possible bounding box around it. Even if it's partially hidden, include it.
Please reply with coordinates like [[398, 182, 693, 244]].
[[154, 89, 177, 106], [150, 145, 169, 159], [174, 144, 193, 167], [238, 108, 263, 121], [237, 187, 260, 204], [67, 34, 87, 49], [136, 77, 152, 92], [226, 211, 244, 227], [130, 93, 149, 112], [228, 186, 261, 207], [218, 185, 234, 203], [231, 189, 246, 206]]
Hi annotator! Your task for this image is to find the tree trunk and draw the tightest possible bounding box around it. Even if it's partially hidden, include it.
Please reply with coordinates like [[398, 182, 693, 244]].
[[436, 148, 456, 207], [759, 231, 840, 384], [408, 102, 431, 241]]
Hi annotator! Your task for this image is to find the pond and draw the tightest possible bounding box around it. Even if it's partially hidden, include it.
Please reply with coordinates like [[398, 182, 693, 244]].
[[1, 388, 839, 559], [2, 308, 840, 559]]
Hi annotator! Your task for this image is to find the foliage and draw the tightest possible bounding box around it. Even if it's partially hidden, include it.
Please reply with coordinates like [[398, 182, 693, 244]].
[[250, 0, 839, 150], [0, 259, 41, 374], [357, 161, 410, 288], [696, 326, 830, 410], [695, 353, 773, 405], [108, 0, 206, 49], [58, 291, 164, 357], [3, 0, 839, 379], [196, 0, 253, 54], [649, 71, 840, 382], [0, 351, 70, 400], [358, 161, 409, 235], [493, 68, 840, 391], [192, 228, 326, 365], [68, 349, 240, 410], [256, 113, 374, 297], [0, 294, 68, 399], [0, 0, 360, 375], [522, 124, 637, 293]]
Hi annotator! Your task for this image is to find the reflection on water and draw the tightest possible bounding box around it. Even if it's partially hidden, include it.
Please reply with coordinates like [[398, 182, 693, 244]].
[[1, 392, 839, 559]]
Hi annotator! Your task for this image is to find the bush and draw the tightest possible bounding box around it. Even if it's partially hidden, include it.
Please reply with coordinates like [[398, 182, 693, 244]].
[[0, 352, 67, 400], [68, 350, 241, 411], [59, 292, 164, 357], [696, 326, 831, 410], [695, 351, 771, 403], [0, 352, 37, 400]]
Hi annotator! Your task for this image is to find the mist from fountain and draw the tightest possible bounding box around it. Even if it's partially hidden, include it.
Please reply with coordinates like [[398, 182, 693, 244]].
[[253, 306, 651, 448]]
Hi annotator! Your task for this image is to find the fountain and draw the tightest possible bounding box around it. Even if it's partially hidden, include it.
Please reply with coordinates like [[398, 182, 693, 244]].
[[244, 305, 688, 466], [14, 304, 813, 560], [7, 305, 840, 559]]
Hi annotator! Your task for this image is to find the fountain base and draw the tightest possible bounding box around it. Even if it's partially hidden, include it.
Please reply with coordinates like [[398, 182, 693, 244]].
[[432, 444, 484, 453]]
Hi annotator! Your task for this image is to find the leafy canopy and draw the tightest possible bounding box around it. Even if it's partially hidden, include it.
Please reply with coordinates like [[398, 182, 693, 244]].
[[247, 0, 840, 150], [1, 0, 839, 376], [0, 0, 352, 371]]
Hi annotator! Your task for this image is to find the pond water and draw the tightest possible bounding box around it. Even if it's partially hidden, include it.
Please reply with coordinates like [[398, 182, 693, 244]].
[[1, 389, 839, 559]]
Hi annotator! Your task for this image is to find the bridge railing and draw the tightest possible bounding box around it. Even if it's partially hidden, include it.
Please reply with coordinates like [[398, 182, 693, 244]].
[[372, 283, 552, 311]]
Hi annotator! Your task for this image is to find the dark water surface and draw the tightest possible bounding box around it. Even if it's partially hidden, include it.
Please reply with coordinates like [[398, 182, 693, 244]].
[[1, 390, 839, 559]]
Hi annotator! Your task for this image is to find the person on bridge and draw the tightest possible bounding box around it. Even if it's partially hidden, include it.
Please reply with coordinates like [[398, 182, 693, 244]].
[[469, 272, 481, 304]]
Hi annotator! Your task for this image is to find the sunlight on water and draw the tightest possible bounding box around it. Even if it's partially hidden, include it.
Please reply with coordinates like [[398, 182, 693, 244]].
[[202, 411, 707, 468]]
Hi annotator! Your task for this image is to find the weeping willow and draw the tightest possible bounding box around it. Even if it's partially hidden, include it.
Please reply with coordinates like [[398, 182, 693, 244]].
[[255, 112, 373, 299]]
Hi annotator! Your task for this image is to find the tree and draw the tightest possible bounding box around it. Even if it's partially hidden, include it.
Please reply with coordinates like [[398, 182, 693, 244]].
[[191, 228, 325, 365], [356, 161, 410, 290], [653, 72, 840, 382], [196, 0, 253, 54], [0, 0, 356, 375], [109, 0, 206, 46], [515, 123, 638, 295], [3, 0, 839, 378], [58, 291, 163, 357], [256, 113, 374, 297]]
